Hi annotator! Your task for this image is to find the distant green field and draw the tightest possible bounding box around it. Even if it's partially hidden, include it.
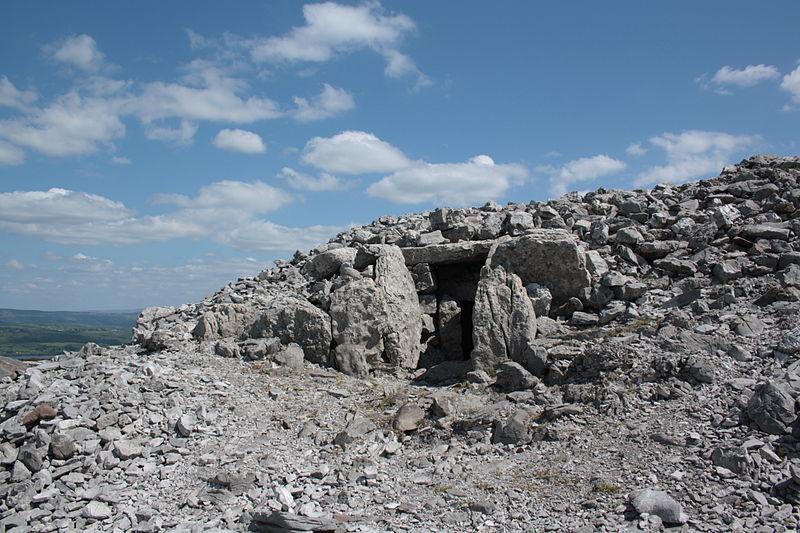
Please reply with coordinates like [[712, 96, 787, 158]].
[[0, 323, 131, 359]]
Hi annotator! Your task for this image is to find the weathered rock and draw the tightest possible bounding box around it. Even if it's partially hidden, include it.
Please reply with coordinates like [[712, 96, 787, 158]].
[[493, 409, 531, 444], [437, 296, 463, 361], [495, 361, 539, 392], [248, 295, 333, 364], [630, 489, 687, 524], [49, 434, 76, 460], [471, 263, 537, 371], [393, 403, 425, 432], [303, 246, 358, 279], [333, 343, 369, 377], [402, 240, 498, 266], [488, 230, 591, 305], [375, 246, 423, 369], [274, 343, 305, 371], [747, 381, 796, 435]]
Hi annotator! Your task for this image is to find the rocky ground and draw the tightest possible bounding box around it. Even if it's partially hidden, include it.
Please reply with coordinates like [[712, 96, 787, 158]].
[[2, 155, 800, 532]]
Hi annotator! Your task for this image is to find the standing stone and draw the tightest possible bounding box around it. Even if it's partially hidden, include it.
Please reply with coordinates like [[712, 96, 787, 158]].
[[333, 344, 369, 378], [471, 263, 537, 371], [374, 245, 423, 369], [438, 296, 463, 361], [330, 278, 387, 367]]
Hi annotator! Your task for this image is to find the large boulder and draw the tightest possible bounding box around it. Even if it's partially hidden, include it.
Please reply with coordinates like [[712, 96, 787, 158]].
[[330, 246, 422, 372], [249, 295, 333, 364], [303, 247, 358, 280], [488, 230, 591, 306], [374, 245, 423, 369], [471, 263, 537, 372], [330, 278, 388, 367], [194, 304, 260, 341], [194, 296, 332, 364]]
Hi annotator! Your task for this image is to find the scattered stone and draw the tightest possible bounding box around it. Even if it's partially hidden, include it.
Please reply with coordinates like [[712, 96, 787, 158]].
[[629, 489, 687, 524]]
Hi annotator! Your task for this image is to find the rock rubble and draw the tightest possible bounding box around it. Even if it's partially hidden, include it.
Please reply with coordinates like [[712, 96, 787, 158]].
[[3, 154, 800, 531]]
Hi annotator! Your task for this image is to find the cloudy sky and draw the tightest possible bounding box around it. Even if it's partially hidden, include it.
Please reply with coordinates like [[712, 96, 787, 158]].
[[1, 1, 798, 311]]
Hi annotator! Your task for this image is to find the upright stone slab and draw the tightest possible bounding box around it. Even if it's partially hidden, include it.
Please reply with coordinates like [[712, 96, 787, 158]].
[[488, 229, 591, 306], [329, 278, 387, 367], [374, 245, 423, 369], [471, 263, 537, 372], [437, 295, 463, 361]]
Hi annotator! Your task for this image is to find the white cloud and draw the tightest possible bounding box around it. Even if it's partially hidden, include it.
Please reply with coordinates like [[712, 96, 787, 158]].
[[366, 155, 527, 206], [0, 188, 133, 224], [111, 156, 131, 164], [0, 92, 125, 156], [635, 130, 759, 186], [293, 84, 355, 122], [0, 181, 293, 246], [0, 76, 37, 109], [212, 128, 266, 153], [135, 69, 282, 123], [302, 130, 411, 174], [144, 120, 198, 145], [154, 180, 292, 216], [219, 220, 341, 252], [276, 167, 344, 191], [62, 253, 113, 273], [781, 65, 800, 105], [710, 64, 780, 88], [250, 2, 425, 84], [0, 140, 24, 165], [548, 155, 626, 197], [46, 34, 106, 72], [4, 259, 24, 271], [625, 142, 646, 156]]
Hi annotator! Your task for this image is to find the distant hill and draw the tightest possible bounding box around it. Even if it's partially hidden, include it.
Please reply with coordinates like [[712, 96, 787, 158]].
[[0, 308, 141, 328]]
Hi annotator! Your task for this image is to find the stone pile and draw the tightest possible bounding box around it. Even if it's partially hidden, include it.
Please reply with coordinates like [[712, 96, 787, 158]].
[[2, 154, 800, 531]]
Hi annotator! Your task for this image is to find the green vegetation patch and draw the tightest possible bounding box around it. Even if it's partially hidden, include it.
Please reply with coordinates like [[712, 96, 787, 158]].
[[0, 323, 131, 359]]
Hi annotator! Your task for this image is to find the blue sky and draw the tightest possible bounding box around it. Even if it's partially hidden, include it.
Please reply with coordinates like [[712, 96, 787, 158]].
[[0, 1, 798, 311]]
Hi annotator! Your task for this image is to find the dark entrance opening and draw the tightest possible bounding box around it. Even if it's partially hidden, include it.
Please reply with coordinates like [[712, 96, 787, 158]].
[[459, 300, 474, 359], [431, 260, 483, 361]]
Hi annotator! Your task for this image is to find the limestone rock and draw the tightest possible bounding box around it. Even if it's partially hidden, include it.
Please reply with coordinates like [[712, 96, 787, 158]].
[[747, 381, 796, 435], [488, 230, 591, 305], [471, 263, 537, 371], [629, 489, 687, 524], [249, 295, 333, 364]]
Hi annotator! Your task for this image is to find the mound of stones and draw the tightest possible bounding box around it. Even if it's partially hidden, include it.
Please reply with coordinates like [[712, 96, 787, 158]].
[[2, 154, 800, 531]]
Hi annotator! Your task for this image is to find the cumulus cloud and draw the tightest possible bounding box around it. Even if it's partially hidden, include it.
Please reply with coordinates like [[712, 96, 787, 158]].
[[250, 2, 425, 84], [0, 140, 24, 165], [111, 156, 131, 164], [144, 120, 198, 145], [781, 65, 800, 106], [293, 84, 355, 122], [0, 188, 133, 224], [219, 220, 341, 252], [0, 181, 294, 246], [635, 130, 759, 186], [0, 76, 37, 109], [136, 76, 282, 124], [548, 155, 627, 197], [367, 155, 527, 206], [625, 142, 647, 156], [276, 167, 344, 191], [0, 92, 125, 156], [302, 130, 411, 174], [710, 64, 780, 88], [212, 128, 266, 153], [45, 34, 106, 72], [4, 259, 24, 271]]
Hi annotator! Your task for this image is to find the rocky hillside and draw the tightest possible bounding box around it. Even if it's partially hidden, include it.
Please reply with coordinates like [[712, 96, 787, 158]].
[[2, 154, 800, 532]]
